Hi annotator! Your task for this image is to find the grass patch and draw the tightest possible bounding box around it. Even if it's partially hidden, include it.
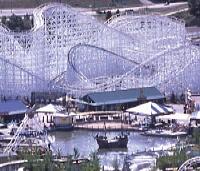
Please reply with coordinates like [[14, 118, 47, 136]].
[[0, 0, 142, 9], [171, 10, 200, 27]]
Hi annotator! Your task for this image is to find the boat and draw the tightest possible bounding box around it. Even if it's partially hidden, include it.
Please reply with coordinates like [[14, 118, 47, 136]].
[[95, 133, 128, 149], [141, 129, 188, 138], [95, 121, 128, 149]]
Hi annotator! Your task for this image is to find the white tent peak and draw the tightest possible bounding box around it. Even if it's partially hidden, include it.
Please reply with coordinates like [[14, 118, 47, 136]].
[[126, 101, 173, 116]]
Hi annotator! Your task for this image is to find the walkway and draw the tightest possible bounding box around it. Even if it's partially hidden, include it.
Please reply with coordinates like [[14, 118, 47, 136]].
[[75, 122, 141, 131], [85, 2, 188, 16]]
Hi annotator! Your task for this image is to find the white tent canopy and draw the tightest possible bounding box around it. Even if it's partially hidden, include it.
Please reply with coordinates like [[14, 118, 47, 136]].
[[158, 113, 191, 122], [191, 111, 200, 120], [126, 102, 174, 116], [36, 104, 65, 113]]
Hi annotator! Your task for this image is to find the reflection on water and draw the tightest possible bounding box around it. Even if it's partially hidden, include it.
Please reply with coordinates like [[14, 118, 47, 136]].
[[51, 130, 177, 167]]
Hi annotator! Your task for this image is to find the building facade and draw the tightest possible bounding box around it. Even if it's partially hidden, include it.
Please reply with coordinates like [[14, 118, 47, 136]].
[[82, 87, 165, 111]]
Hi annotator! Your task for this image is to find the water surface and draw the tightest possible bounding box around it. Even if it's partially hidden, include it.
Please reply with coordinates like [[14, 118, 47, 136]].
[[51, 130, 177, 167]]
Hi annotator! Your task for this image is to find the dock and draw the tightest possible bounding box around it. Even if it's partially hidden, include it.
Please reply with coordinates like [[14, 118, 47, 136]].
[[74, 122, 143, 131]]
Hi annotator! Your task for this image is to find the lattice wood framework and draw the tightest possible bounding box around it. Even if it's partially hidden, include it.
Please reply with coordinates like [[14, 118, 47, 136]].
[[0, 3, 200, 98]]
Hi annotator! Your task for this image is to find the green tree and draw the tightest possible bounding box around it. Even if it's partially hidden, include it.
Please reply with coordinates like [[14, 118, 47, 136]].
[[83, 152, 100, 171], [156, 148, 188, 170], [112, 157, 120, 171], [170, 91, 176, 103], [191, 127, 200, 144], [1, 16, 7, 25], [180, 93, 185, 104], [20, 147, 101, 171], [73, 147, 80, 160], [8, 14, 24, 31], [23, 14, 33, 30], [188, 0, 200, 16], [106, 11, 112, 20]]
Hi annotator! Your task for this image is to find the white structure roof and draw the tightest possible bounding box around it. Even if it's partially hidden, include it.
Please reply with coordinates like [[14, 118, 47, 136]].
[[36, 104, 65, 113], [126, 102, 173, 116]]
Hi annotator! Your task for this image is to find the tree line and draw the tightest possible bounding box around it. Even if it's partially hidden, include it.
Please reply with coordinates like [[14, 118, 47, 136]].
[[188, 0, 200, 17], [1, 14, 33, 32]]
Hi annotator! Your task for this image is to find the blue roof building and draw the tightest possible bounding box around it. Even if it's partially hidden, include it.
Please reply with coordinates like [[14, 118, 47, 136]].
[[82, 87, 165, 111], [0, 100, 27, 123]]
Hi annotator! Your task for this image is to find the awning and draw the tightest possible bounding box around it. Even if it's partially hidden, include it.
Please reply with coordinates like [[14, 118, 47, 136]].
[[76, 111, 122, 116], [126, 102, 174, 116], [53, 113, 71, 118]]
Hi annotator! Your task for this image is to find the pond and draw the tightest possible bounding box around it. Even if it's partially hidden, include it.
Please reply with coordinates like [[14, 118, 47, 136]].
[[51, 130, 178, 168]]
